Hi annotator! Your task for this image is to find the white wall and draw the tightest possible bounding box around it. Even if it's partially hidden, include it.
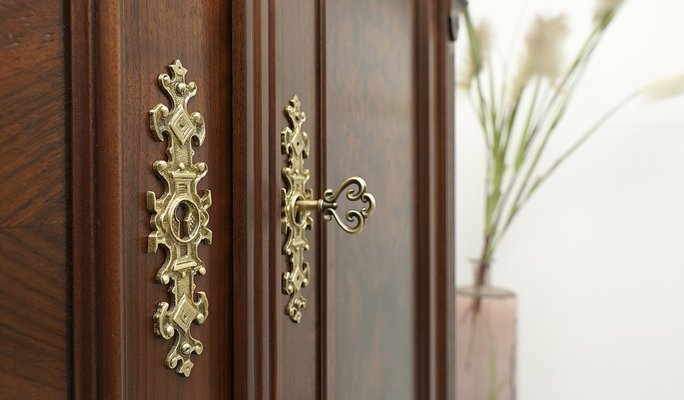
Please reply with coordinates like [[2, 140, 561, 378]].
[[456, 0, 684, 398]]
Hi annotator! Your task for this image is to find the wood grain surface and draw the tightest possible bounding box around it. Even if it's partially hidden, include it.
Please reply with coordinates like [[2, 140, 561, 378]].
[[232, 0, 455, 399], [325, 0, 417, 397], [117, 1, 232, 398], [71, 0, 234, 398], [1, 0, 454, 398], [0, 0, 69, 398]]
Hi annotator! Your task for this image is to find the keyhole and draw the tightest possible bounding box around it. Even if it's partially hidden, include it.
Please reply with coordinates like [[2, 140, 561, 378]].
[[174, 201, 191, 240]]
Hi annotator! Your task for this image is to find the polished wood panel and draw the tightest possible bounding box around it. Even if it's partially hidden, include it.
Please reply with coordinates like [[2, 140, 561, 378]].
[[1, 0, 454, 397], [274, 1, 321, 399], [0, 226, 68, 398], [118, 1, 232, 398], [325, 0, 416, 398], [232, 2, 325, 398], [232, 1, 455, 399], [70, 0, 234, 398], [0, 0, 69, 398], [72, 2, 231, 397], [0, 0, 453, 399]]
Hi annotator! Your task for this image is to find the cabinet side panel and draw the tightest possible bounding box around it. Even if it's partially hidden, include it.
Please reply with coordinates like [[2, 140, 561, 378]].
[[0, 0, 70, 398]]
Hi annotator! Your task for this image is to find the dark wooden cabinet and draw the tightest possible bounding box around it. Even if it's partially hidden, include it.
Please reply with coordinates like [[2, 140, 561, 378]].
[[0, 0, 454, 398]]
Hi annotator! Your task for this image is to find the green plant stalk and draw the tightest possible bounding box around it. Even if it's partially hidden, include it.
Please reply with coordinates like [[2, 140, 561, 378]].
[[464, 9, 494, 149], [520, 3, 622, 151], [514, 79, 541, 171], [523, 90, 639, 204], [499, 92, 637, 246], [499, 35, 602, 238], [491, 80, 540, 233], [521, 25, 605, 162], [464, 7, 502, 243], [525, 16, 610, 143], [463, 10, 499, 234], [478, 68, 593, 287], [470, 6, 624, 297], [469, 91, 491, 149], [488, 59, 502, 147], [483, 80, 544, 256], [497, 20, 609, 235], [483, 68, 529, 256], [481, 81, 544, 264], [485, 70, 504, 236]]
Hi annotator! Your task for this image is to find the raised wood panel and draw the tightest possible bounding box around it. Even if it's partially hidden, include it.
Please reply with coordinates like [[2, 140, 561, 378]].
[[0, 0, 69, 398]]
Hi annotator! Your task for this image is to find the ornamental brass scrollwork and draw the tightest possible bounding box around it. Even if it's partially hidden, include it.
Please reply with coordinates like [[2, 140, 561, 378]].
[[320, 177, 376, 234], [280, 95, 376, 323], [147, 60, 211, 376]]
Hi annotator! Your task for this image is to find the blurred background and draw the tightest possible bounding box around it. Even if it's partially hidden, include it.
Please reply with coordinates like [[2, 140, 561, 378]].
[[455, 0, 684, 398]]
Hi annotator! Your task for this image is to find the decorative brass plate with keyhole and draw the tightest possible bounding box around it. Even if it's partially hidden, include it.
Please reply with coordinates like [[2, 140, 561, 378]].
[[147, 60, 212, 376], [280, 95, 376, 323]]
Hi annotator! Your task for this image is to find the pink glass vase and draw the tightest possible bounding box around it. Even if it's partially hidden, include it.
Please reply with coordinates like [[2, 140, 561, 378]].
[[456, 286, 517, 400]]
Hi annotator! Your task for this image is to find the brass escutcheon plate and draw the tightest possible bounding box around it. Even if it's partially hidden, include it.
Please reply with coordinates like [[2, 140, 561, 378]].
[[280, 95, 376, 323], [147, 60, 212, 377]]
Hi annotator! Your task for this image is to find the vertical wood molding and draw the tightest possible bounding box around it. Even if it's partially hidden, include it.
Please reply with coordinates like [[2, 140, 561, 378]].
[[255, 1, 272, 398], [94, 1, 125, 397], [232, 0, 274, 398], [69, 0, 96, 398], [317, 1, 332, 398], [267, 2, 279, 399], [70, 0, 125, 398], [434, 0, 456, 398], [414, 0, 433, 397], [231, 1, 254, 398], [415, 0, 456, 398]]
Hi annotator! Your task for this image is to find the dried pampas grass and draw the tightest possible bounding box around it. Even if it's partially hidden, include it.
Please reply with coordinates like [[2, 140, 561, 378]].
[[512, 15, 569, 97]]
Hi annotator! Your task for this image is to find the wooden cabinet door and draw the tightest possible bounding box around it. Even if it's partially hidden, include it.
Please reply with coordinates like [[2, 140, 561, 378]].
[[0, 0, 454, 399], [70, 1, 235, 399], [233, 1, 455, 399], [2, 0, 234, 398]]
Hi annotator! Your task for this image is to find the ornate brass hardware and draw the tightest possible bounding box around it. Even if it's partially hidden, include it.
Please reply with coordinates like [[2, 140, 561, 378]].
[[147, 60, 212, 377], [280, 95, 376, 323]]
